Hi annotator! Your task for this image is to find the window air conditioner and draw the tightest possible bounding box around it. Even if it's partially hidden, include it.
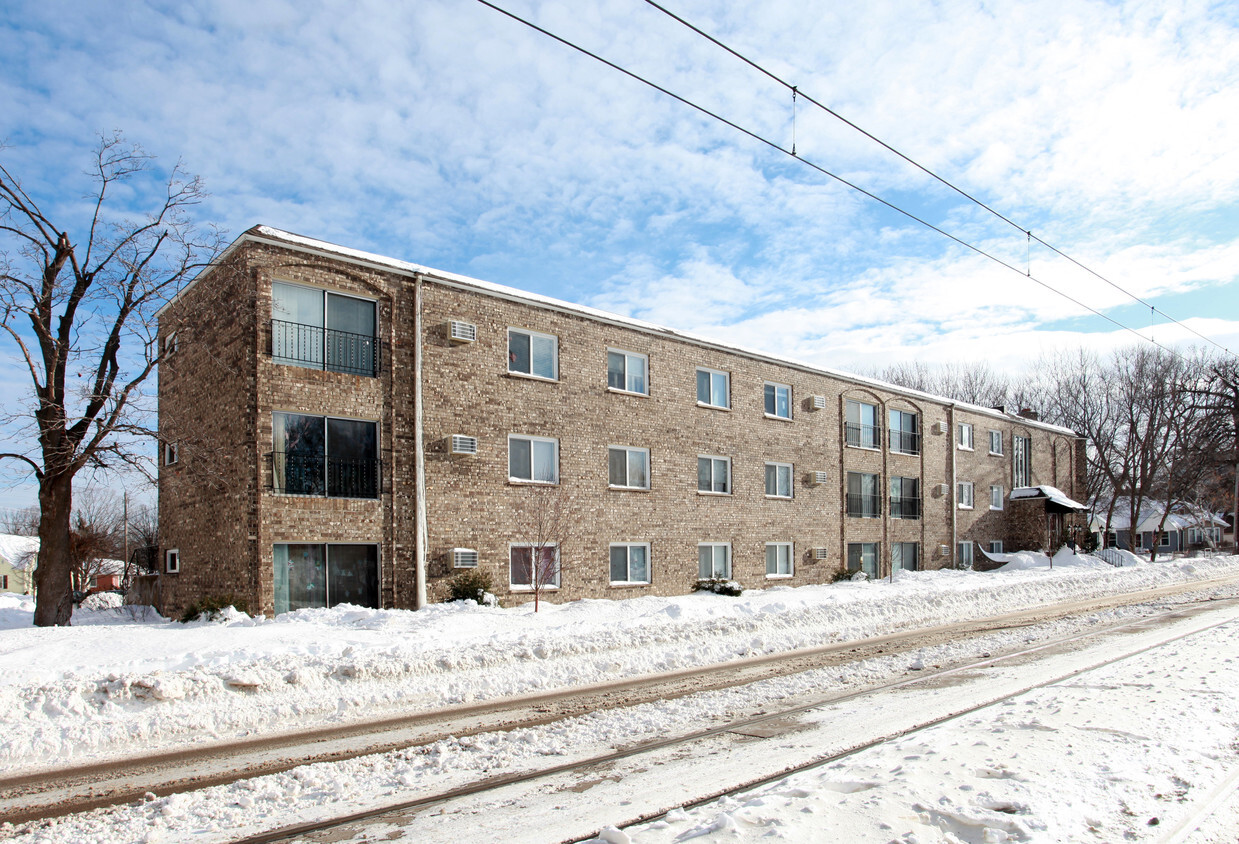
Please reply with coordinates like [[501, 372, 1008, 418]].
[[811, 395, 828, 410], [449, 320, 477, 343], [812, 471, 829, 486], [451, 435, 478, 455], [938, 545, 950, 556], [934, 483, 950, 496], [932, 421, 947, 434], [813, 548, 831, 560], [452, 548, 479, 568]]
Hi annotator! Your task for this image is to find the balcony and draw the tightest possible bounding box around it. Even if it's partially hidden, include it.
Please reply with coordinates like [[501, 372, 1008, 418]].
[[845, 423, 882, 450], [271, 319, 380, 377], [846, 493, 882, 518], [889, 429, 921, 455], [271, 452, 381, 499], [890, 496, 922, 520]]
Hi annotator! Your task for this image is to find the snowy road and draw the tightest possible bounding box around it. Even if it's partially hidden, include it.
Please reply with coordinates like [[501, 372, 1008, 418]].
[[275, 595, 1239, 844]]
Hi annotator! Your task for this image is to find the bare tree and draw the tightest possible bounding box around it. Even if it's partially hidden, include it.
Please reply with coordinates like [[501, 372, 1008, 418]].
[[878, 361, 1012, 409], [0, 134, 223, 626], [511, 484, 575, 612], [0, 506, 39, 536], [1189, 354, 1239, 554]]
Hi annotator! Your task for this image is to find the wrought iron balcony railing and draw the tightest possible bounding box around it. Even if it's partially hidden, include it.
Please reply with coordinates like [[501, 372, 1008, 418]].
[[846, 493, 882, 518], [890, 496, 922, 520], [845, 423, 882, 450], [889, 429, 921, 455], [271, 319, 380, 377], [271, 452, 381, 499]]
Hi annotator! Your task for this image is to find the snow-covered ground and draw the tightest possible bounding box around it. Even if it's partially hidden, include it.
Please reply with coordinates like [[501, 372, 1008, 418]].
[[1, 552, 1238, 843]]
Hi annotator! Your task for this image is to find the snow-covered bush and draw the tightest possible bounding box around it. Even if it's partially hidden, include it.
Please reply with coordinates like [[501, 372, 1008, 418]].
[[693, 578, 743, 596], [80, 591, 124, 610], [179, 595, 250, 622], [447, 569, 499, 606]]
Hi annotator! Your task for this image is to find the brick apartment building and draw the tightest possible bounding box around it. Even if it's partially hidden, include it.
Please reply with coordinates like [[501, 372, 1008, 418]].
[[156, 226, 1087, 618]]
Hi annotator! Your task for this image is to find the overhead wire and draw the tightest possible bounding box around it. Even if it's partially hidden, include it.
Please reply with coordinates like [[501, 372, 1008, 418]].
[[475, 0, 1213, 361], [638, 0, 1234, 358]]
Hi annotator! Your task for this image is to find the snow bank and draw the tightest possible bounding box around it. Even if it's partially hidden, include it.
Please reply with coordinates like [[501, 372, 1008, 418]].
[[1, 556, 1237, 773]]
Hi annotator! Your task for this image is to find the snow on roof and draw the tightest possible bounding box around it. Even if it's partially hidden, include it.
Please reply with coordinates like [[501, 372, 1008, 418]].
[[0, 534, 38, 570], [1090, 499, 1228, 532], [1009, 485, 1087, 511], [164, 226, 1080, 437]]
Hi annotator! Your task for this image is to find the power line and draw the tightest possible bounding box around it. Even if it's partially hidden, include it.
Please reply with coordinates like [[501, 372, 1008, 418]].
[[639, 0, 1235, 358], [475, 0, 1207, 361]]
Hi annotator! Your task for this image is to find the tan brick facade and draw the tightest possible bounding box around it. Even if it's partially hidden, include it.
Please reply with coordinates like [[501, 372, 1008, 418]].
[[157, 228, 1087, 617]]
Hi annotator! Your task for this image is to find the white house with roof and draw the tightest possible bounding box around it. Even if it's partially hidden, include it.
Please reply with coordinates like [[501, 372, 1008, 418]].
[[1090, 499, 1226, 553], [0, 534, 38, 594]]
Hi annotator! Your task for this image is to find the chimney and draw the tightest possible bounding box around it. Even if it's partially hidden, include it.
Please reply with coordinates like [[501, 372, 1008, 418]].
[[1018, 408, 1039, 421]]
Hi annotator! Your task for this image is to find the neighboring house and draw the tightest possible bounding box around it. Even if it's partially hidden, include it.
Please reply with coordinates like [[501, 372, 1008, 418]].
[[1090, 500, 1227, 553], [156, 226, 1088, 617], [0, 534, 38, 594]]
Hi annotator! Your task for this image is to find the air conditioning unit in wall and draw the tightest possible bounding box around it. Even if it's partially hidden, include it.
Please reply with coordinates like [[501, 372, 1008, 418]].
[[934, 483, 950, 497], [932, 421, 947, 435], [811, 395, 828, 410], [449, 320, 477, 343], [938, 545, 950, 556], [452, 548, 479, 568], [450, 435, 479, 455], [811, 471, 829, 486], [813, 548, 831, 560]]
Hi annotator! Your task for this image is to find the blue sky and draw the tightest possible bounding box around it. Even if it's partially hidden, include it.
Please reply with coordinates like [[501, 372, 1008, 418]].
[[2, 0, 1238, 509]]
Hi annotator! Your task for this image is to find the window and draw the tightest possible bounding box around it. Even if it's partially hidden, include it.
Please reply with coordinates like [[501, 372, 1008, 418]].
[[510, 544, 560, 590], [608, 446, 650, 489], [845, 399, 880, 449], [765, 462, 793, 498], [958, 541, 974, 567], [847, 542, 879, 578], [607, 349, 648, 395], [698, 543, 731, 579], [766, 542, 794, 577], [764, 382, 792, 419], [890, 476, 921, 519], [509, 435, 559, 484], [273, 543, 379, 613], [847, 472, 881, 518], [508, 328, 558, 380], [165, 549, 179, 574], [696, 368, 730, 409], [1013, 435, 1031, 487], [164, 441, 179, 466], [892, 542, 919, 572], [272, 281, 378, 376], [957, 481, 975, 509], [698, 455, 731, 494], [273, 413, 380, 498], [163, 331, 178, 356], [889, 410, 920, 455], [989, 541, 1004, 554], [0, 575, 6, 590], [1158, 531, 1171, 548], [989, 430, 1003, 455], [990, 485, 1004, 510], [610, 543, 651, 584], [958, 423, 973, 450]]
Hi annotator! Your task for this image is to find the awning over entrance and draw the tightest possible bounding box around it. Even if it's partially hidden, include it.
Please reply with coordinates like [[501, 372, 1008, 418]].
[[1010, 485, 1087, 514]]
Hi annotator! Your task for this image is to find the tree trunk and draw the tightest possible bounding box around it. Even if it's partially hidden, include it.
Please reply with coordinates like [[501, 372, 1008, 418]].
[[32, 474, 74, 627]]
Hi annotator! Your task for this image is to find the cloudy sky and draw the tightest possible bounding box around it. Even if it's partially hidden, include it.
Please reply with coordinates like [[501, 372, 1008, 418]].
[[2, 0, 1238, 508]]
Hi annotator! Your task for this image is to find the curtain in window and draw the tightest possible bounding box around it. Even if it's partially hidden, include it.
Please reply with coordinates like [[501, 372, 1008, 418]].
[[273, 543, 326, 614], [272, 283, 325, 368], [325, 293, 376, 375]]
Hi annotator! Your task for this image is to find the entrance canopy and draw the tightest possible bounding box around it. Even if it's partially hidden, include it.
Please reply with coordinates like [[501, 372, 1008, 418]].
[[1010, 485, 1087, 514]]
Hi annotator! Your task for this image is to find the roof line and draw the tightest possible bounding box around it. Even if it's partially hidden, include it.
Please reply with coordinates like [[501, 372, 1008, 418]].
[[163, 226, 1080, 436]]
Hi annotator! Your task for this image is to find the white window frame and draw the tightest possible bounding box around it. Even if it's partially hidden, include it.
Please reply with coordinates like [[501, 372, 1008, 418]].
[[990, 484, 1004, 511], [764, 461, 793, 499], [696, 367, 731, 409], [509, 543, 560, 591], [609, 542, 651, 585], [958, 541, 974, 567], [165, 548, 180, 574], [989, 540, 1004, 554], [989, 430, 1003, 456], [845, 399, 881, 450], [164, 441, 179, 465], [957, 481, 975, 510], [765, 542, 794, 578], [697, 455, 732, 495], [608, 445, 650, 490], [889, 409, 920, 455], [1013, 435, 1032, 487], [763, 381, 792, 420], [698, 542, 732, 579], [163, 331, 178, 356], [607, 348, 649, 396], [958, 423, 974, 450], [507, 327, 559, 381], [508, 434, 560, 484]]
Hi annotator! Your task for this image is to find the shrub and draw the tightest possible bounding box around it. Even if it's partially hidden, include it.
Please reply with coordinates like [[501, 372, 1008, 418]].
[[693, 578, 743, 596], [828, 566, 853, 584], [180, 595, 249, 623], [448, 569, 498, 606]]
